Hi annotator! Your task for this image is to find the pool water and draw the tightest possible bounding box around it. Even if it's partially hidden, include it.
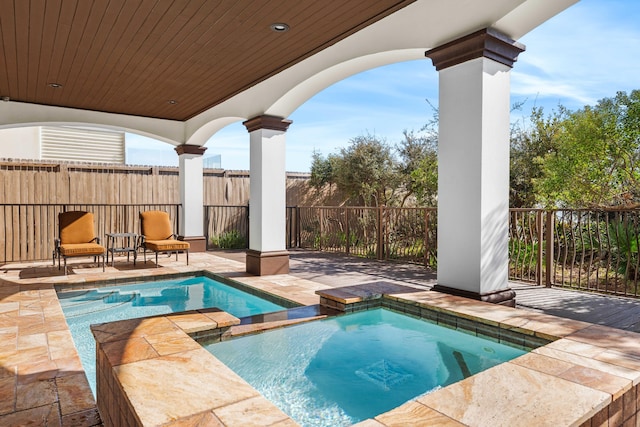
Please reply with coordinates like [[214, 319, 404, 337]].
[[205, 308, 527, 427], [58, 276, 289, 395]]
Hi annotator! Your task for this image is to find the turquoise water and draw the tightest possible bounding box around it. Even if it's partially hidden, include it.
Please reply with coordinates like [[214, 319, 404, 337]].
[[58, 276, 289, 395], [205, 308, 527, 427]]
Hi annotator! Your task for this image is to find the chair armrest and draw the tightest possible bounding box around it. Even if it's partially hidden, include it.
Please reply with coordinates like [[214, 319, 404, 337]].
[[176, 235, 185, 241], [90, 237, 101, 244], [55, 238, 60, 250]]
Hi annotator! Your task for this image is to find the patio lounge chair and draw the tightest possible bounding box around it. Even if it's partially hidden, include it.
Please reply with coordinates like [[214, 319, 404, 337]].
[[139, 210, 189, 267], [54, 211, 106, 275]]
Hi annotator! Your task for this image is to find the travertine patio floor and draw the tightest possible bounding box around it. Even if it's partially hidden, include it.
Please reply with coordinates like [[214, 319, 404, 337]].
[[1, 250, 640, 426]]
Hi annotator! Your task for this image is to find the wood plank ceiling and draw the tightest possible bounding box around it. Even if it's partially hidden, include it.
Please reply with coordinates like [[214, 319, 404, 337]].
[[0, 0, 416, 121]]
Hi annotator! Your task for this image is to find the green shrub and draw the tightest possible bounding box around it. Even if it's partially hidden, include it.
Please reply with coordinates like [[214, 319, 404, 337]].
[[210, 230, 246, 249]]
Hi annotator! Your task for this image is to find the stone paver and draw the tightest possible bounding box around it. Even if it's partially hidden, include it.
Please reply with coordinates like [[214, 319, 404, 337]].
[[2, 250, 640, 426]]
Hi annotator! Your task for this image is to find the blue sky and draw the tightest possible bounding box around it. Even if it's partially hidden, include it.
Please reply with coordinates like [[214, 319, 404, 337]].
[[127, 0, 640, 172]]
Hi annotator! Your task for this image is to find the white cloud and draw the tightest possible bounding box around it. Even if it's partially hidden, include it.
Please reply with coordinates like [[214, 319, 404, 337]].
[[513, 0, 640, 111]]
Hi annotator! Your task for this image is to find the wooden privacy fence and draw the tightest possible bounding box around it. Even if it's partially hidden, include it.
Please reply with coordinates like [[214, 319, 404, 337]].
[[204, 205, 249, 250], [0, 203, 180, 263], [0, 159, 311, 206]]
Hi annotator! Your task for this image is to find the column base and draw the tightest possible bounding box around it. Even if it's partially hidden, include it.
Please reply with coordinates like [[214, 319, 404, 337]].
[[181, 236, 206, 252], [431, 284, 516, 307], [246, 250, 290, 276]]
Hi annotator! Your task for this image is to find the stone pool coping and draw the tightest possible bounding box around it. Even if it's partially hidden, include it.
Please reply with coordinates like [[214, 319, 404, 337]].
[[3, 253, 640, 426], [321, 285, 640, 426], [92, 280, 640, 427], [0, 253, 322, 426]]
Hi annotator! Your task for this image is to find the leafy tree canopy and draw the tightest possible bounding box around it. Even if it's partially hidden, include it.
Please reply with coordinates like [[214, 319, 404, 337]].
[[533, 90, 640, 208], [310, 90, 640, 209]]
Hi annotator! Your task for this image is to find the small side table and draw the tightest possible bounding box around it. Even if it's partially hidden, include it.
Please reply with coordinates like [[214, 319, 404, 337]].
[[106, 233, 138, 266]]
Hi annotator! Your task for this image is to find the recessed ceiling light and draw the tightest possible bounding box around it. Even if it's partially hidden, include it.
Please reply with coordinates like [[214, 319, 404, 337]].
[[270, 23, 289, 32], [48, 83, 63, 88], [168, 100, 178, 105]]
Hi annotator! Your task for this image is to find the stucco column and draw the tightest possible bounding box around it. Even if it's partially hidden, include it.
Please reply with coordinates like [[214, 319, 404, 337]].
[[426, 28, 525, 306], [175, 144, 207, 252], [243, 115, 292, 275]]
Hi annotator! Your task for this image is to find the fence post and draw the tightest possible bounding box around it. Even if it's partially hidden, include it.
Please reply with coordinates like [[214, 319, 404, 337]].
[[424, 208, 429, 267], [203, 206, 209, 250], [246, 204, 250, 248], [319, 208, 324, 251], [545, 210, 554, 287], [376, 206, 383, 260], [296, 206, 301, 248], [345, 208, 350, 255], [536, 210, 543, 286]]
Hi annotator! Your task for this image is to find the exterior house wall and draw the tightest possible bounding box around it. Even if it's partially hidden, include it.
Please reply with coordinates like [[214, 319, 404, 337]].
[[0, 127, 40, 158]]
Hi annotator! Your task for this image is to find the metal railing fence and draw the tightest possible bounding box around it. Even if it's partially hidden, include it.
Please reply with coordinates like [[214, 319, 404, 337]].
[[3, 202, 640, 298], [289, 206, 437, 267], [508, 209, 640, 296], [291, 206, 640, 297]]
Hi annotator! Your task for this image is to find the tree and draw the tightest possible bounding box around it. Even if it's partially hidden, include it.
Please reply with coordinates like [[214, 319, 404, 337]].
[[332, 133, 400, 206], [309, 150, 336, 189], [534, 90, 640, 208], [509, 106, 566, 207], [397, 126, 438, 206]]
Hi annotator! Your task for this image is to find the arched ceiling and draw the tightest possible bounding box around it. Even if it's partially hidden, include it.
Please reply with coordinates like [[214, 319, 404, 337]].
[[0, 0, 578, 145], [0, 0, 416, 121]]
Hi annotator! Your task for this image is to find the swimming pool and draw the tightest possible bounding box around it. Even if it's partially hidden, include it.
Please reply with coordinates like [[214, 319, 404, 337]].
[[58, 275, 291, 395], [205, 307, 527, 427]]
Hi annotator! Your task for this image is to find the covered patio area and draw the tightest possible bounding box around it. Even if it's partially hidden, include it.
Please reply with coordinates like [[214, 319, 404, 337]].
[[1, 251, 640, 426]]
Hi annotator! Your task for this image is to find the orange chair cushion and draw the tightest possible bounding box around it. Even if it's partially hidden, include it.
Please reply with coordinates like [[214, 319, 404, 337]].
[[59, 243, 105, 257], [140, 211, 173, 241], [59, 211, 98, 244], [145, 239, 190, 252]]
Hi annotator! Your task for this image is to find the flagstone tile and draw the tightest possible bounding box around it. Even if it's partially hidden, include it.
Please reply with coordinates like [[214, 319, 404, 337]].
[[162, 410, 224, 426], [595, 349, 640, 375], [534, 346, 640, 384], [0, 302, 19, 314], [568, 325, 640, 358], [545, 337, 609, 358], [167, 311, 217, 334], [15, 378, 57, 411], [61, 407, 101, 427], [352, 419, 386, 427], [2, 345, 49, 367], [0, 403, 61, 427], [0, 328, 17, 352], [54, 354, 84, 376], [91, 315, 179, 343], [148, 335, 201, 356], [114, 349, 260, 426], [47, 329, 77, 360], [198, 307, 240, 328], [509, 351, 575, 376], [17, 359, 58, 384], [558, 364, 632, 399], [17, 332, 47, 350], [56, 373, 96, 416], [101, 336, 160, 366], [213, 395, 290, 427], [0, 376, 16, 415], [418, 363, 609, 427], [375, 400, 465, 426]]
